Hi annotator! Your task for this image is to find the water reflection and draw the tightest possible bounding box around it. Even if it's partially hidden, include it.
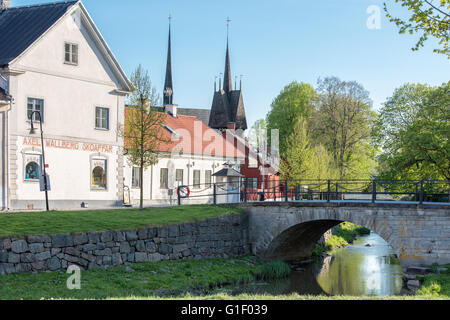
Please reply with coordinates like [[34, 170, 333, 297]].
[[219, 232, 403, 297], [317, 232, 403, 296]]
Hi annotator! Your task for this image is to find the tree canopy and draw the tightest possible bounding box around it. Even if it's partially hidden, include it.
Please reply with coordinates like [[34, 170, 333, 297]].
[[266, 81, 316, 155], [384, 0, 450, 58], [376, 81, 450, 181]]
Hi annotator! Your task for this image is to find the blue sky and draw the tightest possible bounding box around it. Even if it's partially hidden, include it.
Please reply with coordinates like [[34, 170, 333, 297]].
[[13, 0, 450, 128]]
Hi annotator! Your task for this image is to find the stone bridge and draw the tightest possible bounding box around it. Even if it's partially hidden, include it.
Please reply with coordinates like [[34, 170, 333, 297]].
[[238, 202, 450, 268]]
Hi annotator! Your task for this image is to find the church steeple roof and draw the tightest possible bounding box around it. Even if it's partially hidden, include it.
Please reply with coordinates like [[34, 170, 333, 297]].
[[163, 15, 173, 106], [223, 40, 232, 93], [208, 18, 247, 132]]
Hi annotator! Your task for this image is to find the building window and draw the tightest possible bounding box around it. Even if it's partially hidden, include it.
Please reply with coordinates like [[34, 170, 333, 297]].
[[176, 169, 184, 186], [160, 168, 168, 189], [91, 159, 107, 190], [132, 167, 141, 188], [95, 107, 109, 130], [247, 177, 258, 190], [205, 170, 212, 188], [27, 98, 44, 122], [193, 170, 201, 189], [24, 154, 42, 181], [65, 42, 78, 65]]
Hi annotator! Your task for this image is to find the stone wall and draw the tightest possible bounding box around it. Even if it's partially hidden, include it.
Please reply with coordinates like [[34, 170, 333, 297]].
[[0, 214, 250, 275]]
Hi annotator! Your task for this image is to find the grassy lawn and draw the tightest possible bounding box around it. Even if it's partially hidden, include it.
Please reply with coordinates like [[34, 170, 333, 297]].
[[0, 205, 243, 238], [0, 256, 291, 300]]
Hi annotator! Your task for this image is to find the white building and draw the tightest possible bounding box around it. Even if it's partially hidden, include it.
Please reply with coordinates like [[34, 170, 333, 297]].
[[123, 106, 245, 206], [0, 1, 131, 210]]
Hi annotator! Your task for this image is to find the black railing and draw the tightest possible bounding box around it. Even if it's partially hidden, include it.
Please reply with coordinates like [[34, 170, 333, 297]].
[[176, 179, 450, 206]]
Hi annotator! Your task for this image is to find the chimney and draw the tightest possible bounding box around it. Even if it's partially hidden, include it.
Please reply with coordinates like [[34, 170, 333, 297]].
[[1, 0, 10, 10], [166, 104, 178, 118]]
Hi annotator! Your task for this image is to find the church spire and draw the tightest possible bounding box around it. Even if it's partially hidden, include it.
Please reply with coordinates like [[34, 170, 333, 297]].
[[223, 17, 233, 93], [164, 13, 173, 106]]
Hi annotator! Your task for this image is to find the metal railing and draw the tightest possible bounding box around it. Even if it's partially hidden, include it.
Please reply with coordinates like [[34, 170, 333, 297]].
[[176, 179, 450, 205]]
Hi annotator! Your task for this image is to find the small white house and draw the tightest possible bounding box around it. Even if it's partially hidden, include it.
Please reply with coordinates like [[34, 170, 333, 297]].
[[0, 1, 132, 210]]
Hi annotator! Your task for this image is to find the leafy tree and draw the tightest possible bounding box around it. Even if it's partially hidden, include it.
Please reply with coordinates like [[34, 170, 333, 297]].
[[266, 81, 316, 155], [279, 117, 314, 181], [377, 82, 450, 182], [313, 77, 377, 179], [121, 65, 168, 209], [280, 117, 336, 182], [384, 0, 450, 58]]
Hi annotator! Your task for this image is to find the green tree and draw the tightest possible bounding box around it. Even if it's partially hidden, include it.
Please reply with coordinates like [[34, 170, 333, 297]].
[[279, 117, 314, 181], [121, 65, 167, 209], [377, 82, 450, 182], [266, 81, 316, 155], [313, 77, 377, 179], [384, 0, 450, 58]]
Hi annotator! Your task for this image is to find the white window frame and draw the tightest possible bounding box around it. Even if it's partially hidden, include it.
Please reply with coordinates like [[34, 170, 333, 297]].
[[95, 107, 110, 130], [27, 98, 44, 122], [64, 42, 79, 65], [132, 167, 141, 189]]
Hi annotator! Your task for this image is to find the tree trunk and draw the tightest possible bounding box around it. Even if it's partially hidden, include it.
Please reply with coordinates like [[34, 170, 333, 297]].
[[140, 156, 144, 210]]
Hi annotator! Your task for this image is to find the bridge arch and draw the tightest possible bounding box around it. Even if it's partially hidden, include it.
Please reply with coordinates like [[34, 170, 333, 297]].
[[241, 202, 450, 268]]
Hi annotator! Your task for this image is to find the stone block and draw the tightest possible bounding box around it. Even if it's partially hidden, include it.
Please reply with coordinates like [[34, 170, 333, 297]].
[[11, 240, 28, 253], [136, 240, 146, 252], [120, 242, 131, 254], [29, 243, 44, 253], [8, 253, 20, 263], [125, 231, 138, 241], [135, 252, 148, 262], [100, 232, 113, 243], [73, 234, 88, 245], [20, 253, 36, 263], [138, 229, 148, 240], [35, 251, 51, 261], [0, 250, 8, 263], [52, 235, 73, 248]]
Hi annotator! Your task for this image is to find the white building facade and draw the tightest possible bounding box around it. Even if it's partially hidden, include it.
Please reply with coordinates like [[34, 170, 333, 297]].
[[0, 1, 131, 210]]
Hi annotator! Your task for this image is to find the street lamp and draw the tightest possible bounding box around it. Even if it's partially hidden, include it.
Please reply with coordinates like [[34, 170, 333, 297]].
[[29, 111, 49, 211]]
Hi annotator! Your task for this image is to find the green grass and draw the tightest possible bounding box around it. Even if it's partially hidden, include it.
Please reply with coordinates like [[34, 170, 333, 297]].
[[0, 205, 243, 238], [415, 264, 450, 298], [0, 256, 290, 300]]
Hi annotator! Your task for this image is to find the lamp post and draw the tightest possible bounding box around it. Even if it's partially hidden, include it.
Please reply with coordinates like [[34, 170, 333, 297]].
[[29, 111, 49, 211]]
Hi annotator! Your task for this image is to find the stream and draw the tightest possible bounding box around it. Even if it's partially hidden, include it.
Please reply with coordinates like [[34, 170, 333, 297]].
[[215, 232, 404, 297]]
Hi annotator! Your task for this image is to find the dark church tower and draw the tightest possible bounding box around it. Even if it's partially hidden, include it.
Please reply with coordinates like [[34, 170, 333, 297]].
[[208, 23, 247, 133], [163, 17, 173, 106]]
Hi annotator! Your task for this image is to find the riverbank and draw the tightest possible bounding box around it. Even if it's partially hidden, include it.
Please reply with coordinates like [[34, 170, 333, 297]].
[[1, 255, 447, 300], [0, 256, 290, 300], [313, 222, 371, 255]]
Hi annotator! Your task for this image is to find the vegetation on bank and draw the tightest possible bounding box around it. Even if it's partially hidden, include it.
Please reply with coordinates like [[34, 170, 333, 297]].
[[0, 205, 244, 238], [415, 264, 450, 298], [0, 256, 290, 300], [313, 222, 371, 255]]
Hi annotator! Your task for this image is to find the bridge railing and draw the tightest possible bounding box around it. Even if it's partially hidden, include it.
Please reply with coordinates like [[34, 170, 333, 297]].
[[175, 179, 450, 206]]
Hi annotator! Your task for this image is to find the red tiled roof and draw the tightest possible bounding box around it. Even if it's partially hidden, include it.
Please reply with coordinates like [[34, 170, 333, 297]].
[[124, 108, 244, 158]]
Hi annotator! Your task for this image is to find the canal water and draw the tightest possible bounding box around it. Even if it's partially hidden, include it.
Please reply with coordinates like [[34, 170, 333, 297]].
[[217, 232, 404, 297]]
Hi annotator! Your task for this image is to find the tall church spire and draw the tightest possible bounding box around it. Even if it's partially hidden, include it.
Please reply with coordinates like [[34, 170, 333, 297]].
[[164, 13, 173, 106], [223, 17, 232, 93]]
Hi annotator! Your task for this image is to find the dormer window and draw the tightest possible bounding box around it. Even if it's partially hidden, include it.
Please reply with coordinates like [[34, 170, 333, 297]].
[[64, 42, 78, 65]]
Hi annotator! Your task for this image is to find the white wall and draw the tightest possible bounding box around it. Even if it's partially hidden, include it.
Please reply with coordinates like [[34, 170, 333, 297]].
[[5, 5, 128, 209], [123, 154, 229, 205]]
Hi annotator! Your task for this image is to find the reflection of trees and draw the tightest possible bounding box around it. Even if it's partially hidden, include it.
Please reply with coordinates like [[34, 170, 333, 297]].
[[317, 250, 366, 296]]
